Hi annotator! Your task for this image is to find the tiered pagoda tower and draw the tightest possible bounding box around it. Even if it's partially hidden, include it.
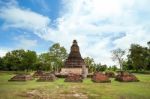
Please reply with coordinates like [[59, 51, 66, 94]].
[[60, 40, 88, 78], [64, 40, 85, 68]]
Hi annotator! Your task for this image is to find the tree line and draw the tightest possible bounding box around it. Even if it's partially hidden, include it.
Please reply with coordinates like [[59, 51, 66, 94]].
[[83, 42, 150, 72], [123, 44, 150, 71], [0, 42, 149, 72], [111, 42, 150, 72], [0, 43, 68, 72]]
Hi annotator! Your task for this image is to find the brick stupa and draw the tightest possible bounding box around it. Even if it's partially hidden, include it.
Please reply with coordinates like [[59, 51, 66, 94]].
[[60, 40, 88, 78]]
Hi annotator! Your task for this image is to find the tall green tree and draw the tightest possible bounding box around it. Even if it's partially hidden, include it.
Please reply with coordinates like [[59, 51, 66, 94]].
[[84, 57, 95, 73], [0, 57, 4, 70], [22, 50, 37, 71], [3, 49, 25, 71], [111, 48, 125, 70], [37, 52, 51, 71], [35, 43, 68, 72], [128, 44, 149, 71], [2, 49, 37, 71], [49, 43, 68, 72]]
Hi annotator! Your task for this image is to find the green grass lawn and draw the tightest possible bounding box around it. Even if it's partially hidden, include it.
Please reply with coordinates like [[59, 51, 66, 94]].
[[0, 71, 150, 99]]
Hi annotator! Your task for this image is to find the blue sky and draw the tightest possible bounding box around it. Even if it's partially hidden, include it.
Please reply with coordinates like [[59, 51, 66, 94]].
[[0, 0, 150, 65], [0, 0, 61, 53]]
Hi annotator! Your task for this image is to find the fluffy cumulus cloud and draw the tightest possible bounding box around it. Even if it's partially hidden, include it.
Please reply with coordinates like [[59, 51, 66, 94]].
[[0, 6, 50, 35], [0, 0, 150, 65]]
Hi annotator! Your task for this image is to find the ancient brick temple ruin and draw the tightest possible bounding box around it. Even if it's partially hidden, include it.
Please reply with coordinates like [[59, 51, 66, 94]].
[[60, 40, 88, 78]]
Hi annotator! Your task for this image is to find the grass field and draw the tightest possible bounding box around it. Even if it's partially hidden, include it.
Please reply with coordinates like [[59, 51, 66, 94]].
[[0, 71, 150, 99]]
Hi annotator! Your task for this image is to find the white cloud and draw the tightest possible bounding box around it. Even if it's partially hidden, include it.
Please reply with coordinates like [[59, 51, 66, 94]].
[[0, 49, 7, 57], [14, 35, 37, 49], [0, 48, 12, 57], [52, 0, 150, 66], [0, 0, 150, 66], [0, 6, 50, 36]]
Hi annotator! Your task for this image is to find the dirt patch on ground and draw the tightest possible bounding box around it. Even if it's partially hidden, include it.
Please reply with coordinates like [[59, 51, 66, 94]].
[[19, 88, 88, 99], [19, 89, 50, 99], [59, 93, 88, 99]]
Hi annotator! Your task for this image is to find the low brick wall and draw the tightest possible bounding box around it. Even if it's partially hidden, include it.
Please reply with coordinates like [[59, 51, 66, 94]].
[[60, 68, 85, 75]]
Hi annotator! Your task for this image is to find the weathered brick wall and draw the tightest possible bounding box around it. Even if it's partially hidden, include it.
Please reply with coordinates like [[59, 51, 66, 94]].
[[60, 68, 88, 75]]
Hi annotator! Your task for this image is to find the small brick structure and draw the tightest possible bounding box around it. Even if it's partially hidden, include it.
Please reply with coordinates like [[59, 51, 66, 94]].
[[9, 74, 33, 81], [37, 73, 56, 82], [64, 73, 83, 82], [32, 70, 44, 77], [92, 72, 111, 83], [115, 71, 139, 82], [105, 71, 115, 78]]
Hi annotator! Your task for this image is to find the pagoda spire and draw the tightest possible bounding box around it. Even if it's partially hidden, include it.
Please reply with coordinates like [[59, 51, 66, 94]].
[[64, 40, 85, 68]]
